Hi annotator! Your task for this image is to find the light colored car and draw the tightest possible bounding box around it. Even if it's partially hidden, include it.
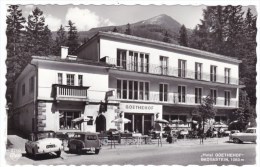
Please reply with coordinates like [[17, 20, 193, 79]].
[[229, 127, 256, 143], [25, 131, 63, 158]]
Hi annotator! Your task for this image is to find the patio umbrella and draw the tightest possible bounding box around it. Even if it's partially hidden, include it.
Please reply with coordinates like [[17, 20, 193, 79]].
[[111, 117, 131, 124], [154, 119, 169, 124], [170, 120, 184, 124], [72, 116, 91, 123]]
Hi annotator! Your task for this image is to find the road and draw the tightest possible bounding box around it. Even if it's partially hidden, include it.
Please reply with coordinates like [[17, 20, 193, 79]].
[[6, 138, 256, 166]]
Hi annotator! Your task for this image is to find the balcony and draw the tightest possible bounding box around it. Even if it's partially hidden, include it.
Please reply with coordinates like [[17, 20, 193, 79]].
[[104, 57, 239, 85], [52, 84, 89, 102], [108, 91, 238, 108]]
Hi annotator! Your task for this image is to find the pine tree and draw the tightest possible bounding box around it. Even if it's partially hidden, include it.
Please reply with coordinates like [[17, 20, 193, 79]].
[[241, 8, 257, 106], [125, 23, 132, 35], [178, 25, 188, 46], [53, 25, 67, 56], [66, 20, 79, 54], [41, 25, 53, 55], [25, 7, 46, 58], [163, 31, 171, 43], [6, 5, 26, 105]]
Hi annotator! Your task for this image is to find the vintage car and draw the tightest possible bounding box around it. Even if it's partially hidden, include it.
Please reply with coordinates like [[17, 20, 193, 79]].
[[25, 131, 63, 158], [68, 132, 101, 154], [229, 127, 256, 143]]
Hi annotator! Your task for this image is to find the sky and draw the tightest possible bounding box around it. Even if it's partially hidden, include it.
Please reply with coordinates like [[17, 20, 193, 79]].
[[17, 5, 257, 31]]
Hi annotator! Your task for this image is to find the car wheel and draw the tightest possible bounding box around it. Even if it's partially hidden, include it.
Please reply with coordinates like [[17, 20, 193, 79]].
[[68, 144, 73, 153], [32, 150, 37, 159], [25, 147, 30, 155], [76, 146, 82, 155], [55, 151, 61, 157], [233, 138, 242, 144], [95, 148, 100, 154]]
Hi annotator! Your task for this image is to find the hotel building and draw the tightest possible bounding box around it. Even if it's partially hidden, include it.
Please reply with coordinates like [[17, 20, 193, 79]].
[[12, 32, 243, 135]]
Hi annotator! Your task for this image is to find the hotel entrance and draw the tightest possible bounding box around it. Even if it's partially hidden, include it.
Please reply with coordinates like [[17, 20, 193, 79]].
[[124, 113, 153, 135]]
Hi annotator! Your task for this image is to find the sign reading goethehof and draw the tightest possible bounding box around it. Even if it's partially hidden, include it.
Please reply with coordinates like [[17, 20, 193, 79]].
[[120, 103, 162, 114]]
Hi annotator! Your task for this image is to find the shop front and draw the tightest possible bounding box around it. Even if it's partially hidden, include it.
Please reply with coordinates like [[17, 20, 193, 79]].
[[118, 103, 162, 135], [162, 106, 194, 130]]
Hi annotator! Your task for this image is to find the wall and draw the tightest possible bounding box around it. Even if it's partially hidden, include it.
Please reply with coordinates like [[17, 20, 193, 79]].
[[13, 65, 36, 108], [37, 61, 109, 101], [109, 72, 238, 105]]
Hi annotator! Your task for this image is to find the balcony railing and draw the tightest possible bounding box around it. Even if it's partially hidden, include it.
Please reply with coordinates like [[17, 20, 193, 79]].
[[53, 84, 89, 101], [108, 91, 238, 108], [104, 57, 239, 85]]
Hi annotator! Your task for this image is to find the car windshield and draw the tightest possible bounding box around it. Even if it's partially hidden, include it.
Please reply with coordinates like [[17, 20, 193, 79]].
[[36, 132, 55, 140]]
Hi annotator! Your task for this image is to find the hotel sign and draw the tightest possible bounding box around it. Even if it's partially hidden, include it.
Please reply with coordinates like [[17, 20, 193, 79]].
[[125, 105, 154, 110], [120, 103, 162, 114]]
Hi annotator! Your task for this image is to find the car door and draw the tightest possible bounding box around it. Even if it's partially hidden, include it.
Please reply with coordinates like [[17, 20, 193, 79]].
[[244, 129, 256, 142]]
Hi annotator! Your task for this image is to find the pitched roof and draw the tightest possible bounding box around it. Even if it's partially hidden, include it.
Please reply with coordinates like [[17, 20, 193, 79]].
[[32, 55, 111, 67], [77, 31, 242, 64]]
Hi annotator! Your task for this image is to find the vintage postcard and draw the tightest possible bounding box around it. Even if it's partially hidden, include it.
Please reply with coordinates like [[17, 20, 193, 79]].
[[1, 0, 259, 166]]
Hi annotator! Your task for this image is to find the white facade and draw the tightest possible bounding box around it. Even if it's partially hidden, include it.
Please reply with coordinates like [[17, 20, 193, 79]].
[[13, 31, 242, 135], [77, 32, 242, 134]]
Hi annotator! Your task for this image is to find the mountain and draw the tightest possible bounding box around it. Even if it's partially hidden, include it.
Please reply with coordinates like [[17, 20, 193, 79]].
[[53, 14, 190, 45]]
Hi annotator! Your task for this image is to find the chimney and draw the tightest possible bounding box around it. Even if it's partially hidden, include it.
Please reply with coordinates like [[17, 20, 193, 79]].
[[61, 46, 69, 59]]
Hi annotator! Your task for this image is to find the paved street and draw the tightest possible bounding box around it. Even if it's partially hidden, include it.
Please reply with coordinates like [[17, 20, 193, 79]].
[[6, 135, 256, 166]]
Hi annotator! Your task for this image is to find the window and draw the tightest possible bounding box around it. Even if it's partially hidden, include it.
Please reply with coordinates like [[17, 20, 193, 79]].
[[78, 75, 83, 86], [22, 83, 25, 96], [224, 91, 231, 106], [117, 79, 149, 100], [195, 62, 202, 80], [128, 81, 133, 99], [58, 73, 63, 84], [145, 82, 149, 100], [178, 86, 186, 103], [159, 83, 168, 102], [210, 89, 217, 105], [210, 65, 217, 82], [122, 80, 127, 99], [117, 80, 122, 99], [59, 111, 81, 130], [224, 68, 230, 84], [215, 116, 227, 123], [170, 115, 187, 122], [67, 74, 75, 86], [117, 49, 127, 69], [195, 87, 202, 104], [178, 59, 186, 78], [144, 54, 149, 73], [139, 82, 144, 100], [29, 76, 34, 93], [134, 81, 138, 100], [160, 56, 168, 75]]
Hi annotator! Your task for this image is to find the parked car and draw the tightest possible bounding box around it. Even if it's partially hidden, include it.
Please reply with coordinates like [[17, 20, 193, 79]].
[[25, 131, 62, 158], [68, 132, 101, 154], [223, 130, 231, 137], [231, 130, 240, 134], [229, 127, 256, 143]]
